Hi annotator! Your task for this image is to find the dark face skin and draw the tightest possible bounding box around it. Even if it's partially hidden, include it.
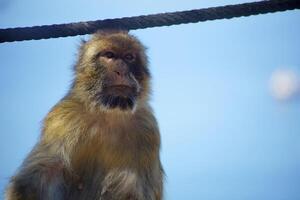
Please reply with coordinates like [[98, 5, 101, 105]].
[[97, 50, 139, 110], [82, 33, 149, 111]]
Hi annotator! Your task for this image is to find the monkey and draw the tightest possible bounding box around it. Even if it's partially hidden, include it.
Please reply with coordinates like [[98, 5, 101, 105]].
[[5, 30, 164, 200]]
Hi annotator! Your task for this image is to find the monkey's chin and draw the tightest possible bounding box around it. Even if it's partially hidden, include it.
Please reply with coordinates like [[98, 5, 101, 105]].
[[100, 95, 136, 111], [97, 85, 138, 111]]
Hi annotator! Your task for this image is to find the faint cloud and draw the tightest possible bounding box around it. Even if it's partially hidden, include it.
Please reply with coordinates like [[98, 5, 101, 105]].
[[269, 68, 300, 101]]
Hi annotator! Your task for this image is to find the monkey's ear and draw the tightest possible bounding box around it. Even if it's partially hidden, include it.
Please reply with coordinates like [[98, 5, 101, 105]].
[[77, 38, 88, 52]]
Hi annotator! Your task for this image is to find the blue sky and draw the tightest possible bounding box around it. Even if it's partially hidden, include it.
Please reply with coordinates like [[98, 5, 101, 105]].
[[0, 0, 300, 199]]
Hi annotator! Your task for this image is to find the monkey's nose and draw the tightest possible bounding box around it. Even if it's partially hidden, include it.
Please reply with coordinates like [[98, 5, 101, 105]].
[[113, 68, 128, 77]]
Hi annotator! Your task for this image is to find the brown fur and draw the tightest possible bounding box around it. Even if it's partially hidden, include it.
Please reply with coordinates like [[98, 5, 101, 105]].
[[5, 31, 163, 200]]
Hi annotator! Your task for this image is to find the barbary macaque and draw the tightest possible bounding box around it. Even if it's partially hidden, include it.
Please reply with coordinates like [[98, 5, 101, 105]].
[[6, 30, 163, 200]]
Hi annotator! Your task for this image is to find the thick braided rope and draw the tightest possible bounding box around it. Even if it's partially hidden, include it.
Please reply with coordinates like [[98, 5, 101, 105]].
[[0, 0, 299, 43]]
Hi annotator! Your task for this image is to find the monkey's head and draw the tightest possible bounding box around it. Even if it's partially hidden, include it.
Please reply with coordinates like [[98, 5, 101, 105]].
[[73, 30, 150, 112]]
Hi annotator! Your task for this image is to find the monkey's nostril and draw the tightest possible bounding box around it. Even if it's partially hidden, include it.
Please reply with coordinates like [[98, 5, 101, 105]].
[[114, 70, 121, 76]]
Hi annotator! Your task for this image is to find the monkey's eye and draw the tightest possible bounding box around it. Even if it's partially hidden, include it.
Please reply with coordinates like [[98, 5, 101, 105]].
[[103, 51, 115, 59], [124, 53, 135, 62]]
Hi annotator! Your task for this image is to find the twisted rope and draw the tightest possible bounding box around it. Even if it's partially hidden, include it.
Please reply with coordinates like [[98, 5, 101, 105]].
[[0, 0, 299, 43]]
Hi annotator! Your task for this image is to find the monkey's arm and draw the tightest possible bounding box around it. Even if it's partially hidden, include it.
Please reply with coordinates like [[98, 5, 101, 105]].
[[6, 100, 82, 200], [136, 106, 164, 200], [5, 144, 69, 200]]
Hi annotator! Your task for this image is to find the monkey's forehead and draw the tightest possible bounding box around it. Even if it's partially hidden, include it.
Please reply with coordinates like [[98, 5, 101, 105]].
[[89, 33, 145, 52]]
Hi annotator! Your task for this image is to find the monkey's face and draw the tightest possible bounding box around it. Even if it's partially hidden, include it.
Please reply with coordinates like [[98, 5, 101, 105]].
[[75, 32, 150, 111]]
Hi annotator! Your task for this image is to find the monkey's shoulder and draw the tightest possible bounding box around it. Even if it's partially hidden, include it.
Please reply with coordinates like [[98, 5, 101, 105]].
[[41, 98, 88, 141], [134, 106, 160, 132]]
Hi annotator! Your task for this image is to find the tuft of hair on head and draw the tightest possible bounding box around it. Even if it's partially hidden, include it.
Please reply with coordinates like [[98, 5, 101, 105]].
[[95, 29, 129, 36], [90, 29, 130, 41]]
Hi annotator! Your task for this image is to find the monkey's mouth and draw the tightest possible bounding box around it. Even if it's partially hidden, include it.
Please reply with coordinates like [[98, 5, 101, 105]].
[[96, 85, 138, 110]]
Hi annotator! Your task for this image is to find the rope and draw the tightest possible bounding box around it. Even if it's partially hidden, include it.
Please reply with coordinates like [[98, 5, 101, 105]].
[[0, 0, 299, 43]]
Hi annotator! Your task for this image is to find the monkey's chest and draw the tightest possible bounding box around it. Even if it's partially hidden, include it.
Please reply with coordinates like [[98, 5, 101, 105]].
[[69, 132, 153, 200], [72, 129, 156, 171]]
